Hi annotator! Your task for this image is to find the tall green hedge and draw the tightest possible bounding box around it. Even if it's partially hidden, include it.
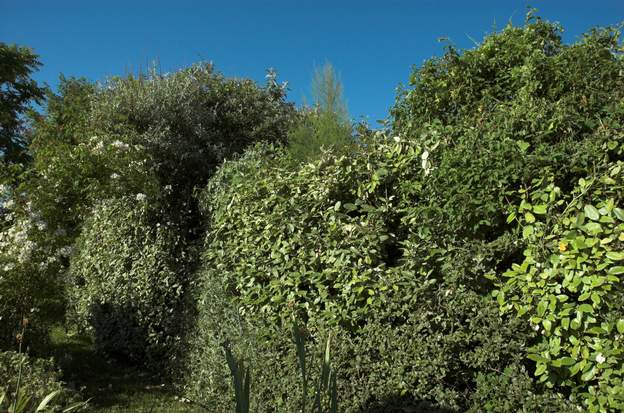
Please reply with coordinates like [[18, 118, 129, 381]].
[[185, 17, 623, 412]]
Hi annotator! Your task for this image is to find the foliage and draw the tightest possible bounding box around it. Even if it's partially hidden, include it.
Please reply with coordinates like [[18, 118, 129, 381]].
[[0, 351, 73, 413], [26, 64, 295, 241], [494, 160, 624, 411], [18, 64, 295, 361], [185, 136, 544, 411], [69, 197, 194, 369], [310, 62, 349, 122], [0, 197, 66, 351], [186, 17, 624, 411], [468, 364, 574, 412], [222, 322, 337, 413], [286, 110, 354, 163], [224, 343, 251, 413], [195, 139, 421, 328], [0, 351, 84, 413], [391, 16, 624, 242], [0, 43, 45, 166]]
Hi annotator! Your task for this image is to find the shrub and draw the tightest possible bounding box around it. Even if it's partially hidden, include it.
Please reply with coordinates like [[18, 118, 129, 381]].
[[21, 63, 295, 366], [391, 16, 624, 242], [0, 351, 77, 410], [184, 138, 551, 411], [494, 160, 624, 411], [0, 200, 66, 351], [185, 17, 624, 411], [69, 197, 194, 369], [468, 364, 574, 412]]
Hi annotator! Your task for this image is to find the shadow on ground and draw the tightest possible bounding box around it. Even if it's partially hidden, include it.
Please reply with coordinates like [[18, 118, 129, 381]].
[[357, 394, 458, 413], [48, 327, 203, 413]]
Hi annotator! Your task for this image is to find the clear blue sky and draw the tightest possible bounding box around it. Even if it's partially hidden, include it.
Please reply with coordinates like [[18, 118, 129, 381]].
[[2, 0, 622, 123]]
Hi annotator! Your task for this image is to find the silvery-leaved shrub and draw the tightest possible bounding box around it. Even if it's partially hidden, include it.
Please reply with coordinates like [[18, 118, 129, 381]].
[[69, 196, 194, 370]]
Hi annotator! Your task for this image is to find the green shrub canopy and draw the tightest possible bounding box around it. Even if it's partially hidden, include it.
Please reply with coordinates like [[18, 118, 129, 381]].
[[186, 18, 624, 412]]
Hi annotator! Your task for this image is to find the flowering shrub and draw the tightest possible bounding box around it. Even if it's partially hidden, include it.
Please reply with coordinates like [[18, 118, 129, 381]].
[[0, 198, 66, 350]]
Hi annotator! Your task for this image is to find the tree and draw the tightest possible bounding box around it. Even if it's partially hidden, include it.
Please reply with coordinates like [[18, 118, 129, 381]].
[[287, 62, 353, 162], [311, 62, 348, 122], [0, 43, 45, 165]]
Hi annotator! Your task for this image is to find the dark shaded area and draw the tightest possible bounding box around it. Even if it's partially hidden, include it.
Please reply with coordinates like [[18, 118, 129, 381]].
[[90, 302, 148, 365], [358, 395, 457, 413], [48, 327, 204, 412]]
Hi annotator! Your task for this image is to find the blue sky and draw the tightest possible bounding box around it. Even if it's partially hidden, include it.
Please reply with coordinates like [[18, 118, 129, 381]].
[[2, 0, 622, 123]]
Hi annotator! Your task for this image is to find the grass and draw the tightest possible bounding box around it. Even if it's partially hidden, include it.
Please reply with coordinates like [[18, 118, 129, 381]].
[[48, 327, 204, 413]]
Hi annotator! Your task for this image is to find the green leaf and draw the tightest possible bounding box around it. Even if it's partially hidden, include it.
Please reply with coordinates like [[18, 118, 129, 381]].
[[606, 251, 624, 261], [525, 212, 536, 223], [617, 319, 624, 334], [516, 140, 530, 152], [608, 266, 624, 275], [578, 304, 593, 313], [36, 390, 61, 412], [584, 222, 602, 234], [613, 208, 624, 221], [533, 204, 548, 215], [535, 363, 547, 376], [557, 357, 576, 366], [523, 225, 534, 239], [584, 205, 600, 221], [581, 366, 597, 381]]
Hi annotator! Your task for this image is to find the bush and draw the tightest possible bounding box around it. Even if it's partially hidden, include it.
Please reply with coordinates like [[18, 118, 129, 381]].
[[495, 160, 624, 411], [0, 351, 80, 410], [21, 63, 295, 367], [69, 197, 194, 369], [468, 364, 574, 412], [183, 138, 550, 411], [185, 17, 624, 411], [391, 17, 624, 242], [0, 198, 66, 351]]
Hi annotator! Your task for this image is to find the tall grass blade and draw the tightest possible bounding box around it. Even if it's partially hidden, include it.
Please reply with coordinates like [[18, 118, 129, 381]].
[[36, 390, 60, 412], [293, 323, 308, 413], [224, 342, 251, 413]]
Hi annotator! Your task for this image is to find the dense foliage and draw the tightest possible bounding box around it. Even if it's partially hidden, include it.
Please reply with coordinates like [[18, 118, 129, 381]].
[[184, 16, 624, 412], [495, 161, 624, 411], [69, 197, 194, 368], [0, 351, 76, 409], [2, 13, 623, 413], [287, 63, 354, 163]]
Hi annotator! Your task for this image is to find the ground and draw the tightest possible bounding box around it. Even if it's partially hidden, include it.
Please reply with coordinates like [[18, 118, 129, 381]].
[[49, 327, 205, 413]]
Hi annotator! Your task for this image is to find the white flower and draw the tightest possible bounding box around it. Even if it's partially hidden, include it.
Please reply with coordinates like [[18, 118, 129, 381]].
[[596, 353, 606, 364], [111, 140, 130, 151], [59, 246, 73, 257], [110, 173, 120, 179], [18, 240, 36, 264], [36, 220, 47, 231], [92, 141, 105, 154], [393, 136, 401, 143], [136, 193, 147, 201], [3, 199, 15, 210]]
